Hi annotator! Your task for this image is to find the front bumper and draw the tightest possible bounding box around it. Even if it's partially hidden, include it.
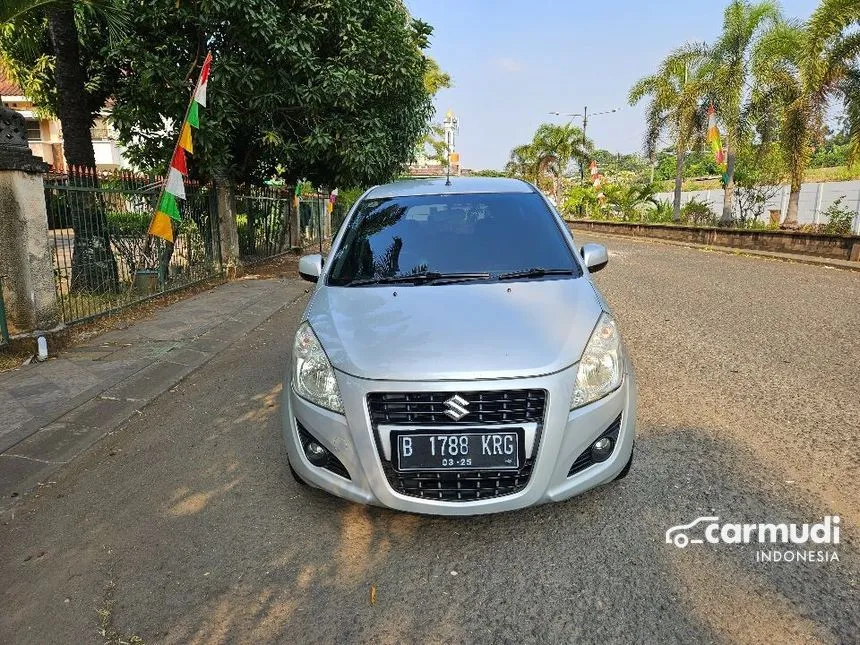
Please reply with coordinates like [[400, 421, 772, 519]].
[[281, 359, 637, 515]]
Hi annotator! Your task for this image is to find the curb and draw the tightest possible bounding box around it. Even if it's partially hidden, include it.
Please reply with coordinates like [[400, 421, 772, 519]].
[[0, 283, 309, 513], [571, 227, 860, 272]]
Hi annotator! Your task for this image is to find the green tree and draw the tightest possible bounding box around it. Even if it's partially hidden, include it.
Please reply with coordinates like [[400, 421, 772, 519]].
[[806, 0, 860, 163], [424, 57, 452, 96], [705, 0, 781, 225], [750, 20, 810, 226], [0, 0, 124, 292], [416, 57, 452, 165], [109, 0, 434, 188], [505, 143, 540, 184], [530, 122, 593, 205], [752, 7, 860, 226], [629, 43, 709, 221]]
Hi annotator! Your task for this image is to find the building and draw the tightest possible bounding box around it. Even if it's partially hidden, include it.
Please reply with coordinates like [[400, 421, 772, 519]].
[[0, 71, 129, 171], [407, 109, 463, 178]]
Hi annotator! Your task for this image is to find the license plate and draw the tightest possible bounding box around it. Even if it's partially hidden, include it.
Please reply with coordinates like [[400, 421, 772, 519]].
[[394, 431, 521, 471]]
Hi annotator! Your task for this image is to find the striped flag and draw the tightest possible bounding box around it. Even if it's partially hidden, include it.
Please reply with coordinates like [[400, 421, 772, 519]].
[[148, 52, 213, 243], [707, 104, 725, 166]]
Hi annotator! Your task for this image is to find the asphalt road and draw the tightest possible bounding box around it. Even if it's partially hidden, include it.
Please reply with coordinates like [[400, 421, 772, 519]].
[[1, 234, 858, 644]]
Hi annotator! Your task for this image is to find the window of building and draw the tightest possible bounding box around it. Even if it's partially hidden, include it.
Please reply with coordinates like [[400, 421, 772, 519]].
[[25, 120, 41, 141]]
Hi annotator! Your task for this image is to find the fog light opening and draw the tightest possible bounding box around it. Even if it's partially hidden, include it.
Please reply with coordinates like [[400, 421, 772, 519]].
[[304, 441, 329, 467], [590, 436, 614, 463]]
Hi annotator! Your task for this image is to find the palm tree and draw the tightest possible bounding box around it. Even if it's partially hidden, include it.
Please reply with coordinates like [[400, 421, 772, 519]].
[[806, 0, 860, 167], [530, 122, 593, 205], [629, 43, 709, 222], [604, 182, 660, 221], [706, 0, 781, 225], [752, 7, 860, 227], [505, 143, 540, 184]]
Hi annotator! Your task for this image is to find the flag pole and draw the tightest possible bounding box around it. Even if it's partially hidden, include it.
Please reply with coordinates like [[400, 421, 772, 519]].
[[143, 52, 211, 256]]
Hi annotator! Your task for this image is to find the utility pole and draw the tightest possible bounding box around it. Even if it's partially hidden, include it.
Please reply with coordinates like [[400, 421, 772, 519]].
[[548, 106, 621, 216], [580, 105, 588, 186]]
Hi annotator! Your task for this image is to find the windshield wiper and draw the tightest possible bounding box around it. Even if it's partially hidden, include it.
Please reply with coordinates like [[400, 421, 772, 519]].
[[346, 271, 491, 286], [496, 267, 575, 281]]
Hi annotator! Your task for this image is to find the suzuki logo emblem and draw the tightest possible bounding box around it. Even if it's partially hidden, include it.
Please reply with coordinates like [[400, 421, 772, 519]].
[[444, 395, 470, 420]]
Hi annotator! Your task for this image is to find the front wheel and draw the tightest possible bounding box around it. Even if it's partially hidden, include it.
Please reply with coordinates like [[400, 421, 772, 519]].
[[614, 443, 634, 480]]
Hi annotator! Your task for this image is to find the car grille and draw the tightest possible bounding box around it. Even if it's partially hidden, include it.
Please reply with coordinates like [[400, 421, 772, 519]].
[[567, 414, 622, 477], [382, 461, 535, 501], [368, 389, 547, 502], [367, 389, 546, 426]]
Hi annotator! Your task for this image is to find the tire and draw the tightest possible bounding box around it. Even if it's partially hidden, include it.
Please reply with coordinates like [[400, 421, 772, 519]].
[[289, 459, 310, 487], [614, 443, 634, 480]]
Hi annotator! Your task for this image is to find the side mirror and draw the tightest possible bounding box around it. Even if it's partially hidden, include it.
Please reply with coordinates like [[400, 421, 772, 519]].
[[580, 244, 609, 273], [298, 254, 323, 283]]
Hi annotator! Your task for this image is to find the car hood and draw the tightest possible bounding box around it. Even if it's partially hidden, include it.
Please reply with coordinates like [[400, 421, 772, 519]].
[[306, 278, 603, 381]]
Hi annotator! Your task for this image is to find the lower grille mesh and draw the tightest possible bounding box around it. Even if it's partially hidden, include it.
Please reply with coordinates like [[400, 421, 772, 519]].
[[382, 461, 534, 501]]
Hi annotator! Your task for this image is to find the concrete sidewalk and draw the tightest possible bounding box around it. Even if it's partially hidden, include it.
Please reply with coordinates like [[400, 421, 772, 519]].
[[0, 278, 308, 511]]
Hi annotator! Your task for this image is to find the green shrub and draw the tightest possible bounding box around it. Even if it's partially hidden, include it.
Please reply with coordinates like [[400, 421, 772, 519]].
[[822, 197, 854, 235], [562, 185, 601, 219], [681, 198, 716, 225], [106, 210, 150, 236], [644, 199, 674, 223]]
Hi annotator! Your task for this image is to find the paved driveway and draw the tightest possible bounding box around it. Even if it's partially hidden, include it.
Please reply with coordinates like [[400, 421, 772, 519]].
[[1, 234, 858, 644]]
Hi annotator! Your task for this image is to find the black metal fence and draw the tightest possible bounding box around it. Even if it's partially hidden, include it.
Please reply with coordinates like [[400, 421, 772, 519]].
[[235, 185, 333, 263], [44, 167, 222, 325], [235, 185, 293, 263]]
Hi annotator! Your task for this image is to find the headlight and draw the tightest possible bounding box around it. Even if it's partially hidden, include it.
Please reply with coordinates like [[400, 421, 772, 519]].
[[570, 313, 623, 409], [292, 322, 344, 413]]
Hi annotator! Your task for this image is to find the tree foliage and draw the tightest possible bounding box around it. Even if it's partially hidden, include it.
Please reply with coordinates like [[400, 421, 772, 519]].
[[0, 0, 122, 121], [699, 0, 781, 223], [629, 42, 709, 220], [107, 0, 434, 187], [806, 0, 860, 163], [505, 123, 593, 203]]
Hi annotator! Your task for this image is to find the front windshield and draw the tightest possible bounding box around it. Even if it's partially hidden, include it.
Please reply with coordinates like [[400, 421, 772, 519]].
[[326, 192, 581, 285]]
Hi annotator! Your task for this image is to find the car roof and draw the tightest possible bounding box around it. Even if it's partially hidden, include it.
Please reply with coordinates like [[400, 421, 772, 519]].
[[365, 177, 536, 199]]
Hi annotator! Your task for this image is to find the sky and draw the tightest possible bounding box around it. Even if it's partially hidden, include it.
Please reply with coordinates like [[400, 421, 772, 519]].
[[406, 0, 823, 170]]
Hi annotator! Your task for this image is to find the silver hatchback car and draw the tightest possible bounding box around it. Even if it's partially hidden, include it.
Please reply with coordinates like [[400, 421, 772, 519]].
[[283, 177, 636, 515]]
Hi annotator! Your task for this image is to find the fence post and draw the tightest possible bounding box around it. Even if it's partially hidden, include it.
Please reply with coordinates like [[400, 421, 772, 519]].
[[780, 186, 788, 221], [0, 107, 61, 332], [213, 174, 240, 276], [813, 183, 824, 225], [289, 191, 301, 251], [854, 189, 860, 236]]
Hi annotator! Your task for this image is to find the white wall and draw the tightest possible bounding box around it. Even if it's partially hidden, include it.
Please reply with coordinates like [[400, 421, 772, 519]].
[[655, 180, 860, 234]]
